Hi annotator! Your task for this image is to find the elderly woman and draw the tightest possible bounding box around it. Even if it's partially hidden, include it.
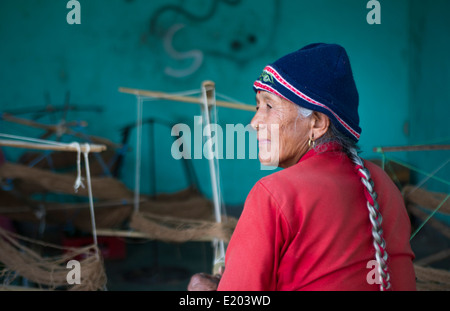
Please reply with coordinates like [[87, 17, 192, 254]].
[[188, 43, 416, 291]]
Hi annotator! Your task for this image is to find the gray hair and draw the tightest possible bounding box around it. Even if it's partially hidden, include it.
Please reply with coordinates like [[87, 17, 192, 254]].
[[296, 107, 392, 290]]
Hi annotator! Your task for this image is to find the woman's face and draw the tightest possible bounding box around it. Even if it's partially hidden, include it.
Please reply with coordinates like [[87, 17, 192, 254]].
[[251, 91, 312, 168]]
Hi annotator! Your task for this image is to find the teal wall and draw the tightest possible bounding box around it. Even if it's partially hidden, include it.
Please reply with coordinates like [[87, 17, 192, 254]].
[[0, 0, 448, 205], [407, 0, 450, 193]]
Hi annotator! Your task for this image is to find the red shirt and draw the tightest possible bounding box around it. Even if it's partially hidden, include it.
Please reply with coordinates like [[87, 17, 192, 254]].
[[217, 145, 416, 291]]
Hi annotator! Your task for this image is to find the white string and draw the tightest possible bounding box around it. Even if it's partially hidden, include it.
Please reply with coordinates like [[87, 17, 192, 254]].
[[209, 94, 227, 219], [216, 92, 248, 106], [82, 143, 99, 259], [0, 133, 89, 193], [404, 158, 450, 196], [138, 89, 202, 102], [201, 84, 226, 270], [0, 133, 100, 257], [125, 86, 232, 269], [201, 86, 222, 225], [130, 89, 208, 213], [134, 96, 143, 213], [71, 142, 85, 192], [0, 133, 67, 146]]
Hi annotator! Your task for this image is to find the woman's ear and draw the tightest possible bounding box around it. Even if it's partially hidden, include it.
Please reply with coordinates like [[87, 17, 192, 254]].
[[311, 112, 330, 139]]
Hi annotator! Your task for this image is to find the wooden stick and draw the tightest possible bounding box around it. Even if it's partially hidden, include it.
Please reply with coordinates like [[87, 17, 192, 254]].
[[2, 113, 121, 149], [2, 113, 87, 132], [95, 228, 214, 242], [118, 86, 255, 112], [408, 204, 450, 240], [0, 139, 106, 153], [0, 285, 48, 291], [414, 248, 450, 266], [374, 144, 450, 153], [0, 199, 145, 214]]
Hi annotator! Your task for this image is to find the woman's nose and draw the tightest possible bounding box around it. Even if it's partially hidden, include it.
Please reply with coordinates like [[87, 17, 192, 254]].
[[250, 111, 263, 131]]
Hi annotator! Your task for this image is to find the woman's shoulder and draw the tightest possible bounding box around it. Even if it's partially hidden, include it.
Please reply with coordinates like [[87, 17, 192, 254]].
[[363, 159, 395, 184], [254, 163, 313, 200]]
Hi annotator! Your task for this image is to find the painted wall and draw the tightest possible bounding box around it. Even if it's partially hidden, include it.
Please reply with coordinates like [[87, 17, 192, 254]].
[[407, 0, 450, 194], [1, 0, 445, 206]]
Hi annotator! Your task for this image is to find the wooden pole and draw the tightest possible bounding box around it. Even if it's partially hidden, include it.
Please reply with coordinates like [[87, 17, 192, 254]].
[[118, 86, 255, 112], [1, 113, 121, 149], [95, 228, 216, 242], [0, 139, 106, 153], [1, 113, 87, 131], [199, 80, 226, 276], [374, 145, 450, 153]]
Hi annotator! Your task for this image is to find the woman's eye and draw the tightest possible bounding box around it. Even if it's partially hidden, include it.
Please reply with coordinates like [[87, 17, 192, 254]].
[[255, 103, 272, 111]]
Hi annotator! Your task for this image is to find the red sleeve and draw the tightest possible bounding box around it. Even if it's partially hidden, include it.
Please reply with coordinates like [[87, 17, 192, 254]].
[[217, 181, 291, 291]]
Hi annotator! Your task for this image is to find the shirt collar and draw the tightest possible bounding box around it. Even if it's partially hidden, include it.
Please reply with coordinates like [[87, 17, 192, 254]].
[[297, 142, 343, 164]]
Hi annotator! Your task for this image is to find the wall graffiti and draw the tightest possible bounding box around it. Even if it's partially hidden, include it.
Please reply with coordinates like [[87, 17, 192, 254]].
[[163, 24, 204, 78], [149, 0, 280, 78]]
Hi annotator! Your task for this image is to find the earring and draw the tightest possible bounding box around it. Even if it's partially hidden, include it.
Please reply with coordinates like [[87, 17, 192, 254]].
[[308, 133, 315, 148]]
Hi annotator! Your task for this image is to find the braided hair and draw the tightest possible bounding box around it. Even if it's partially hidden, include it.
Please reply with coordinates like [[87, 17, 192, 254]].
[[297, 107, 391, 291]]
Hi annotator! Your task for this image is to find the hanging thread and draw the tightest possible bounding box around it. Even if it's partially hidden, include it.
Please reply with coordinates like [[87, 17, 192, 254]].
[[81, 143, 99, 258], [71, 142, 85, 192]]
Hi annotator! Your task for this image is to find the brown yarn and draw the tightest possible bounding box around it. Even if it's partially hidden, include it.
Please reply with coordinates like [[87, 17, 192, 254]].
[[0, 186, 216, 231], [414, 264, 450, 291], [0, 162, 134, 200], [0, 197, 134, 233], [404, 186, 450, 291], [18, 149, 121, 177], [408, 204, 450, 240], [49, 202, 133, 233], [403, 185, 450, 215], [0, 227, 106, 291], [139, 194, 214, 220], [130, 211, 238, 243]]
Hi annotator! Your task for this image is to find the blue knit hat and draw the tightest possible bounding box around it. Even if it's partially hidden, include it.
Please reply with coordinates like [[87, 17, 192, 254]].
[[253, 43, 361, 142]]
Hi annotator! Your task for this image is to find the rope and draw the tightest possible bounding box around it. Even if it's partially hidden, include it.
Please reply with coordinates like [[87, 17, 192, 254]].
[[403, 158, 450, 197], [124, 84, 234, 274], [138, 88, 203, 102], [134, 96, 143, 213], [131, 89, 203, 211], [72, 142, 85, 192], [0, 133, 67, 147], [0, 134, 104, 289], [82, 143, 99, 258], [200, 82, 226, 274], [0, 134, 100, 257], [376, 153, 450, 240], [201, 84, 222, 224], [410, 193, 450, 241], [380, 155, 450, 187], [0, 226, 106, 291], [216, 92, 248, 107]]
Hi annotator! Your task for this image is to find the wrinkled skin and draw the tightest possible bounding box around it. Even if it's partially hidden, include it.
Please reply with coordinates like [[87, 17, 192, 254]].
[[250, 91, 312, 168]]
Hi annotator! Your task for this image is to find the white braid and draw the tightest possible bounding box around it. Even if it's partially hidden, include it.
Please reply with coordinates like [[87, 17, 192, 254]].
[[347, 147, 391, 291], [296, 108, 391, 290]]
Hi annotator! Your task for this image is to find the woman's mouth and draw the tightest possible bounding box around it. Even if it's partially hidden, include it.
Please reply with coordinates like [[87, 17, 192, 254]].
[[258, 139, 271, 145]]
